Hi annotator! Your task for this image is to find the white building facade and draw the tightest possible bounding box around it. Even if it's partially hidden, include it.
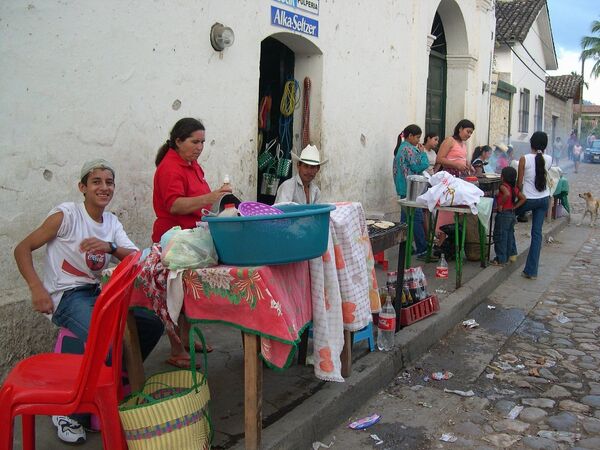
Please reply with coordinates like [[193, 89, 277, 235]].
[[0, 0, 496, 369], [492, 0, 557, 154]]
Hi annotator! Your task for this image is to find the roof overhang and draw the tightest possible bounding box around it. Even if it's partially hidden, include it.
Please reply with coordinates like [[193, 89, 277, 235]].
[[537, 3, 558, 70]]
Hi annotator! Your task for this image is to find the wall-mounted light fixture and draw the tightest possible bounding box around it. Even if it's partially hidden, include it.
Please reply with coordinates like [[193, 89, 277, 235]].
[[210, 23, 235, 51]]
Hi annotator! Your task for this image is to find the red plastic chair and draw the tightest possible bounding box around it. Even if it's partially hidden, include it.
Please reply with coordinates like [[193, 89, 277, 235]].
[[0, 251, 142, 450]]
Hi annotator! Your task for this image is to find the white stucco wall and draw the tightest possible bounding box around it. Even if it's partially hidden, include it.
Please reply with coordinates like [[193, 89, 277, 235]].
[[494, 14, 549, 154], [1, 0, 495, 310]]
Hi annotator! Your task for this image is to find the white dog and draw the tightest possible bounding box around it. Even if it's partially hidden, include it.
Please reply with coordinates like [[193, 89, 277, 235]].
[[578, 192, 599, 227]]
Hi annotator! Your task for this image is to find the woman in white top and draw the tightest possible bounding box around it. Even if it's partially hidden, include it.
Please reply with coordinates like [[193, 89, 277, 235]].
[[516, 131, 552, 279], [421, 131, 439, 175]]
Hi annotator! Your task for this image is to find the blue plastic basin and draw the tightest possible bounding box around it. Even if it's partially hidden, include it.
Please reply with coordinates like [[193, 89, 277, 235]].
[[202, 203, 335, 266]]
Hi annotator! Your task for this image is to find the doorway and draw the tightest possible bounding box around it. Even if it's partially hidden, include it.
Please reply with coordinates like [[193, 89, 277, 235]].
[[426, 13, 447, 139], [257, 37, 295, 204]]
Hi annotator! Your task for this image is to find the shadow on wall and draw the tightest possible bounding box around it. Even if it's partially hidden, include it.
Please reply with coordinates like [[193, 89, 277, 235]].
[[0, 301, 56, 382]]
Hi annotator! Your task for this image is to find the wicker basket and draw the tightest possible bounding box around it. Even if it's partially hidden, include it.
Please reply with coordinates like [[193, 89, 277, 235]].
[[119, 328, 212, 450]]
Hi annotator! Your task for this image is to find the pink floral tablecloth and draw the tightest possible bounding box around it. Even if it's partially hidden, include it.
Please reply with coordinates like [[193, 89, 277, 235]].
[[129, 259, 312, 369], [126, 202, 378, 379]]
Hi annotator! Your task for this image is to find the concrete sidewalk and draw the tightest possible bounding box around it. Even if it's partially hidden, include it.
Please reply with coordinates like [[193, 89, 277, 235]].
[[11, 214, 569, 450]]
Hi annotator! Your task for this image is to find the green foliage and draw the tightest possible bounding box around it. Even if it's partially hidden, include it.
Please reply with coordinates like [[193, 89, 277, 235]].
[[581, 19, 600, 78]]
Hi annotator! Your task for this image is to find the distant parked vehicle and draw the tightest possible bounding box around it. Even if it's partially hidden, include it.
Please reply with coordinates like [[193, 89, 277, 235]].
[[584, 140, 600, 163]]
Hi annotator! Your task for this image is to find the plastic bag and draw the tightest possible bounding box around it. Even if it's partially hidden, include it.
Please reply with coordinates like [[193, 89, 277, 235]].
[[160, 225, 218, 270], [417, 171, 484, 214]]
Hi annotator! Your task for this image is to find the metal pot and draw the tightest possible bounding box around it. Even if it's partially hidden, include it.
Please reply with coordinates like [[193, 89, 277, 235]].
[[406, 175, 429, 201]]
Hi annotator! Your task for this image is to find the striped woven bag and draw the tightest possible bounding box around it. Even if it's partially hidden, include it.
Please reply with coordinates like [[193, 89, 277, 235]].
[[119, 327, 212, 450]]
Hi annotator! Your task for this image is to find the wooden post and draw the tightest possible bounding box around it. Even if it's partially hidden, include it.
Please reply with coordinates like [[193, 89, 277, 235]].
[[243, 333, 262, 450], [123, 311, 145, 393], [340, 330, 352, 378]]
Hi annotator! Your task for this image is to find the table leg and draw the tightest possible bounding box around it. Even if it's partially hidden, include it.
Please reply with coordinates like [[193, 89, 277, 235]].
[[478, 220, 487, 268], [454, 213, 468, 289], [123, 311, 145, 393], [297, 326, 309, 365], [341, 330, 352, 378], [404, 207, 415, 269], [425, 210, 438, 263], [243, 332, 262, 450], [395, 240, 406, 331]]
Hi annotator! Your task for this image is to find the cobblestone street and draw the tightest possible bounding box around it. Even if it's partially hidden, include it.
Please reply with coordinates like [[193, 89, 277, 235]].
[[320, 162, 600, 449]]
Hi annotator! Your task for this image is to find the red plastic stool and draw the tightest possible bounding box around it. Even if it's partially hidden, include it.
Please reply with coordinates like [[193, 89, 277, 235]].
[[374, 251, 389, 271]]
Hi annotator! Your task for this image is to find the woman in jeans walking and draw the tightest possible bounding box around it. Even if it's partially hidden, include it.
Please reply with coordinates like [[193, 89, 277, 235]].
[[516, 131, 553, 279]]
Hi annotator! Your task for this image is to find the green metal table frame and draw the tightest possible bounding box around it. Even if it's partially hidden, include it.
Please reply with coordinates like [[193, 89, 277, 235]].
[[399, 200, 487, 289]]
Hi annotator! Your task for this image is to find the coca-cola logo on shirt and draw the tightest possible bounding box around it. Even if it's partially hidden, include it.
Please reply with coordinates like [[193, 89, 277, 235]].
[[86, 250, 107, 271]]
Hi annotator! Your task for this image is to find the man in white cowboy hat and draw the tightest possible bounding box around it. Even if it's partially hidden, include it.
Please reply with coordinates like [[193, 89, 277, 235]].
[[275, 144, 327, 204]]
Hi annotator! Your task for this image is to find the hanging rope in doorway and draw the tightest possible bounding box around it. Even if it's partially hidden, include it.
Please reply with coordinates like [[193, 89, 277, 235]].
[[279, 79, 299, 157], [258, 95, 272, 131], [302, 77, 311, 148], [280, 80, 300, 117]]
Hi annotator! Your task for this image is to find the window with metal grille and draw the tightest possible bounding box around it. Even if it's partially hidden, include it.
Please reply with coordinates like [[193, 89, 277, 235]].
[[534, 95, 544, 131], [519, 89, 530, 133]]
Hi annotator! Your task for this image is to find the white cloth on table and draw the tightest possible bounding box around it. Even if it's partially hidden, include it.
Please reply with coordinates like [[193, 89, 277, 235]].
[[166, 269, 185, 324], [309, 228, 345, 382], [309, 202, 375, 382], [417, 171, 484, 214]]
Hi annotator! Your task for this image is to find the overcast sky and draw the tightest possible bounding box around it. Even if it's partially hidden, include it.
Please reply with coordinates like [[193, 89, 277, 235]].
[[546, 0, 600, 104]]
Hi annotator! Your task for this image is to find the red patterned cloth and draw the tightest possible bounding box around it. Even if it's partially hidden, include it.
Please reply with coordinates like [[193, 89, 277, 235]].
[[129, 261, 311, 369]]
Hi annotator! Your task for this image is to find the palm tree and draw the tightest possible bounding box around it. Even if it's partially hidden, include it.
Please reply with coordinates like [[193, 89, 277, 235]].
[[581, 19, 600, 78], [570, 70, 589, 89]]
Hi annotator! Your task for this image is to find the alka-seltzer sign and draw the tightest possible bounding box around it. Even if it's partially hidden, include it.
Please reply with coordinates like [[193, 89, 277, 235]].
[[273, 0, 319, 16], [271, 3, 319, 38]]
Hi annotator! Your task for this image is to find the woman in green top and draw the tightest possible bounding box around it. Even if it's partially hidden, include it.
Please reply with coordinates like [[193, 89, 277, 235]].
[[393, 124, 429, 256]]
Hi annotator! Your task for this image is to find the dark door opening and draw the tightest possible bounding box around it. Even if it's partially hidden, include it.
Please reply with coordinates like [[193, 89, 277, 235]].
[[426, 13, 447, 139], [257, 37, 295, 204]]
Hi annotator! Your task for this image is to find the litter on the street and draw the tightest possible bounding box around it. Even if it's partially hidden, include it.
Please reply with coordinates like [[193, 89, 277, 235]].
[[485, 373, 495, 379], [444, 388, 475, 397], [370, 434, 384, 445], [439, 433, 458, 442], [418, 401, 432, 408], [506, 405, 524, 419], [348, 414, 381, 430], [462, 319, 479, 329], [312, 438, 335, 449], [431, 371, 453, 380], [556, 313, 570, 323], [487, 305, 496, 309]]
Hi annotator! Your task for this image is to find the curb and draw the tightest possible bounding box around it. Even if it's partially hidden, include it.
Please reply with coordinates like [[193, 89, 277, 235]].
[[234, 216, 569, 450]]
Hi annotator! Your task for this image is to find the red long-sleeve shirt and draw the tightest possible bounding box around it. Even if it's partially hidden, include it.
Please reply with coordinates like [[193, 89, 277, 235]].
[[152, 149, 211, 242]]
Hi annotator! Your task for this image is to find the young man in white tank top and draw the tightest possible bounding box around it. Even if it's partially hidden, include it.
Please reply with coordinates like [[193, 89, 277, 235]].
[[14, 159, 164, 444]]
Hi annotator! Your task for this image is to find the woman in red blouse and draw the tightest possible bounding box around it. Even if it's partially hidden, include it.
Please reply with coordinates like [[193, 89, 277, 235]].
[[152, 118, 231, 243], [153, 117, 231, 366]]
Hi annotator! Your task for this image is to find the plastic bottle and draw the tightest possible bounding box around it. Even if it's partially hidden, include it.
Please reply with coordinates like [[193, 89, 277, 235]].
[[377, 292, 396, 351], [436, 253, 449, 279], [402, 285, 413, 307], [218, 203, 239, 217], [386, 271, 397, 290], [414, 268, 428, 301]]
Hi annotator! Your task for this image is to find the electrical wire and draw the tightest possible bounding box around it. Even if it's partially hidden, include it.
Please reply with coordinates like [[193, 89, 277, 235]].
[[501, 38, 547, 84]]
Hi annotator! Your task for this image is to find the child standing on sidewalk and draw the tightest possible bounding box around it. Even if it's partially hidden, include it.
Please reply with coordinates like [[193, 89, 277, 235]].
[[492, 166, 526, 266]]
